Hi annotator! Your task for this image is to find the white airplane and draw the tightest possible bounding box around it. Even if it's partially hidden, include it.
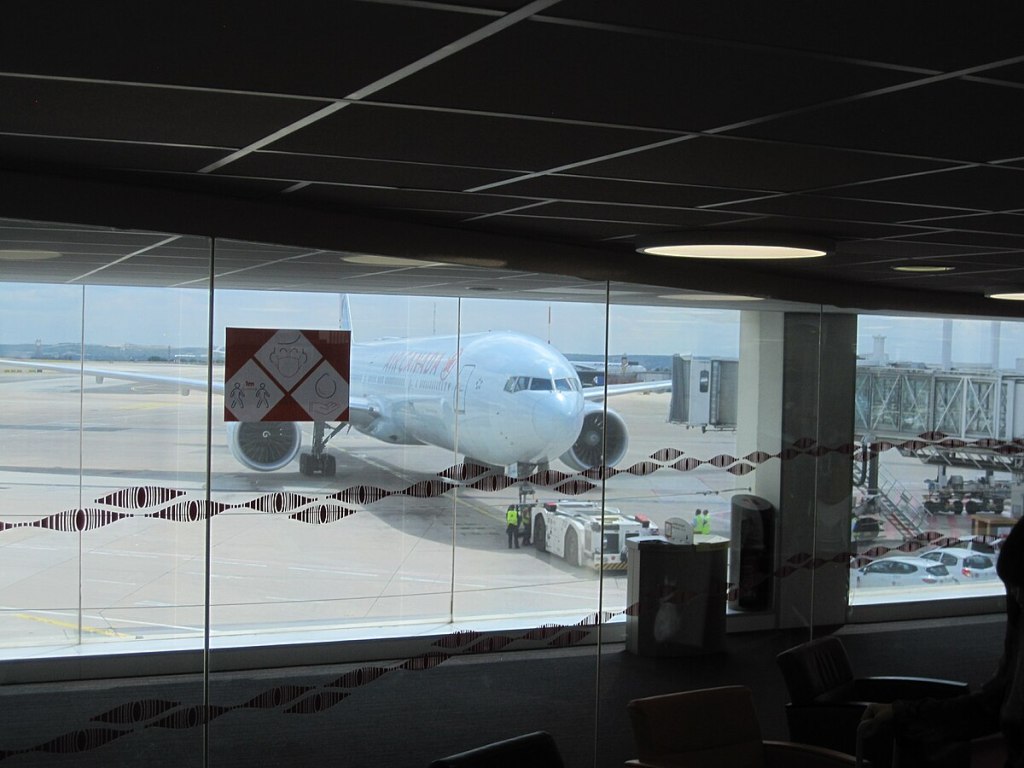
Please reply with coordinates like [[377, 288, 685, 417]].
[[0, 332, 669, 478]]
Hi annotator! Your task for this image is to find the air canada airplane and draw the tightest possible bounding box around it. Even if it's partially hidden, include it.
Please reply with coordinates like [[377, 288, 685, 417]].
[[1, 331, 669, 478]]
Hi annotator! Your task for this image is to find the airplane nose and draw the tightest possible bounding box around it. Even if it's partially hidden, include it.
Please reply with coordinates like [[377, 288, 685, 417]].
[[532, 393, 583, 445]]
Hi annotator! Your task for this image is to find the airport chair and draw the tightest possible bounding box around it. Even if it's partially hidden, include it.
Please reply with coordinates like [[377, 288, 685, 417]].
[[427, 730, 564, 768], [626, 685, 856, 768], [776, 635, 969, 757]]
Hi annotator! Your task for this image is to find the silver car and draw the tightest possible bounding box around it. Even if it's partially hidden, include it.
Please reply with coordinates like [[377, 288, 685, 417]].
[[852, 556, 954, 587], [920, 547, 998, 582]]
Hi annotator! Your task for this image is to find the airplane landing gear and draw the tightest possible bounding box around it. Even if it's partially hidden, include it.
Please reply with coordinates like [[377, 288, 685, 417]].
[[299, 421, 342, 477]]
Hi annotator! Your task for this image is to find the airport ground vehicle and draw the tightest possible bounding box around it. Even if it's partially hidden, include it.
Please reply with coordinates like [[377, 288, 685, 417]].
[[920, 547, 999, 581], [529, 500, 655, 569], [851, 556, 954, 587]]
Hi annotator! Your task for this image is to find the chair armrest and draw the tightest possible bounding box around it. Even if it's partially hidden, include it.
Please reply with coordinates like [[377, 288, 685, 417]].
[[764, 740, 857, 768], [852, 676, 969, 701]]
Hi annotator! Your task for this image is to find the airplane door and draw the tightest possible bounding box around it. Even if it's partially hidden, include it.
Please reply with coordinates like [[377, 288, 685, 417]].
[[456, 364, 475, 414]]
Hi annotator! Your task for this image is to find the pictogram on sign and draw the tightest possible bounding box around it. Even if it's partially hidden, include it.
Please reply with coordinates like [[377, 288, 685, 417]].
[[224, 328, 350, 423]]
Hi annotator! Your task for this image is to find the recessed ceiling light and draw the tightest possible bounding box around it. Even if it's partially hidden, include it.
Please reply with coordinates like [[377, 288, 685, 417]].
[[0, 249, 62, 261], [659, 293, 764, 302], [342, 254, 442, 267], [891, 265, 955, 273], [636, 232, 831, 260], [987, 292, 1024, 301]]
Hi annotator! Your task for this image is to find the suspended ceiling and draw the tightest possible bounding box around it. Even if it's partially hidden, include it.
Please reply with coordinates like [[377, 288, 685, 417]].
[[3, 2, 1024, 314]]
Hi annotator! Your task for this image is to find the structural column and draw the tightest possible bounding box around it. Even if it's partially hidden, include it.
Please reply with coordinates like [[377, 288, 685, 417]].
[[738, 310, 857, 629]]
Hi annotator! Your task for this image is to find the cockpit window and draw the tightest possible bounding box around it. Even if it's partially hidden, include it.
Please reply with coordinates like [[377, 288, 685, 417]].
[[506, 376, 580, 393], [504, 376, 529, 393]]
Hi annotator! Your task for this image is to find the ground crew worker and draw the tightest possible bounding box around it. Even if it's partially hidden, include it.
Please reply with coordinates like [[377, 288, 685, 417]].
[[693, 509, 711, 535], [506, 505, 521, 549]]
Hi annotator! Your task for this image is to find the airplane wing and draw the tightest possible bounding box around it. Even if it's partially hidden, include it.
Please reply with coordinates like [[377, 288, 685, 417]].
[[0, 358, 376, 424], [582, 379, 672, 401]]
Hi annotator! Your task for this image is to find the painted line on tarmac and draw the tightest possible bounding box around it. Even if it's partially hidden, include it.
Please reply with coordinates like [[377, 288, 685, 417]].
[[14, 612, 134, 639]]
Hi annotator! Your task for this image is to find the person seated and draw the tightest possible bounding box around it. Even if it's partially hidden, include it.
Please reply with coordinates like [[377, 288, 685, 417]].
[[860, 518, 1024, 768]]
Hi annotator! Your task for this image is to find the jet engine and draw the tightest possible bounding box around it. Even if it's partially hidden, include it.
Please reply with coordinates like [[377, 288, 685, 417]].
[[559, 402, 629, 470], [226, 421, 302, 472]]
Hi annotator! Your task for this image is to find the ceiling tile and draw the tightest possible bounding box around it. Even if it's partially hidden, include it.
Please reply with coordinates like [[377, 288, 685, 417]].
[[572, 136, 953, 192], [735, 79, 1024, 162], [228, 151, 519, 191], [0, 76, 326, 148], [371, 22, 914, 131], [272, 103, 668, 172]]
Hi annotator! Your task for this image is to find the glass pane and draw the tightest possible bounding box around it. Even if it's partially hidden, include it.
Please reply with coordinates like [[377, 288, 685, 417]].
[[850, 315, 1019, 610], [0, 282, 86, 650], [78, 283, 211, 646]]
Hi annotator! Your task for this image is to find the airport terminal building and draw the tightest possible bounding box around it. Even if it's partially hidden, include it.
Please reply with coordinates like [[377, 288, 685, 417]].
[[1, 5, 1023, 767]]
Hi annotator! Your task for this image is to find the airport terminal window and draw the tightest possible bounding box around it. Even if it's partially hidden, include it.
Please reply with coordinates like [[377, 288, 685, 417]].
[[3, 216, 1018, 662], [849, 314, 1024, 611]]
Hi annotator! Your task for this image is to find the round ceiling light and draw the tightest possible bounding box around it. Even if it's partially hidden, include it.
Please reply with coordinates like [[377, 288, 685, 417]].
[[636, 233, 831, 260], [0, 249, 62, 261], [342, 254, 442, 267]]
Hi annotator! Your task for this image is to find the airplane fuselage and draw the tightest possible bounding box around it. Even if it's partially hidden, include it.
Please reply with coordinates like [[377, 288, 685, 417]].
[[350, 332, 586, 468]]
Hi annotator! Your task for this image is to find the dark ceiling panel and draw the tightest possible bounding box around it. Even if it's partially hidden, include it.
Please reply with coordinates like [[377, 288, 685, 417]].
[[228, 151, 518, 191], [372, 22, 915, 131], [903, 213, 1024, 236], [493, 174, 754, 208], [288, 184, 531, 216], [0, 76, 326, 148], [0, 136, 228, 175], [527, 201, 749, 228], [0, 2, 488, 99], [823, 167, 1024, 212], [735, 79, 1024, 162], [572, 136, 954, 192], [272, 103, 667, 172], [712, 194, 968, 224], [476, 214, 667, 242], [548, 2, 1024, 72]]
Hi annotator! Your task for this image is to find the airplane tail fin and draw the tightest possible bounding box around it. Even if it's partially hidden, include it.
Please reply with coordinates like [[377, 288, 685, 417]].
[[339, 294, 352, 333]]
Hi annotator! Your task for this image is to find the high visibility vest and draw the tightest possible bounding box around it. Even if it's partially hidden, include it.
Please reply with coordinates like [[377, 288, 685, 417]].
[[507, 508, 519, 525]]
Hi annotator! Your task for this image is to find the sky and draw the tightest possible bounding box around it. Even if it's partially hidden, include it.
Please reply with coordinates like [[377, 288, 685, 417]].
[[4, 281, 1024, 368], [0, 283, 743, 358]]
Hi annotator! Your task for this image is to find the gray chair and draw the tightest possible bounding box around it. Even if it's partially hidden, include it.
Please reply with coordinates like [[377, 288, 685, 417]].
[[626, 685, 857, 768]]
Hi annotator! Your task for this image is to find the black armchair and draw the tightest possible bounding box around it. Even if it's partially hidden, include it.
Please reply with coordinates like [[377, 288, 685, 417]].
[[776, 635, 970, 757], [428, 731, 564, 768]]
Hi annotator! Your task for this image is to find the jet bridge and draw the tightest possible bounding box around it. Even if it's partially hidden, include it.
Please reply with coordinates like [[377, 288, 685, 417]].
[[668, 355, 738, 431]]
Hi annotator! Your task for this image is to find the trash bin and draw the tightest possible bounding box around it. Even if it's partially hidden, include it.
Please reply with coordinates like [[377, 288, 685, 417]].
[[728, 494, 774, 611], [625, 535, 729, 656]]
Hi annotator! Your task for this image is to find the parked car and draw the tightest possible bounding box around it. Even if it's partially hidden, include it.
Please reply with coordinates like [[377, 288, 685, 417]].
[[851, 556, 954, 587], [920, 547, 998, 582], [851, 515, 880, 542]]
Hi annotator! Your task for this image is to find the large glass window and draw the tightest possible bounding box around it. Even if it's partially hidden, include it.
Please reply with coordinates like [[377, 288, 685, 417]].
[[850, 315, 1022, 610]]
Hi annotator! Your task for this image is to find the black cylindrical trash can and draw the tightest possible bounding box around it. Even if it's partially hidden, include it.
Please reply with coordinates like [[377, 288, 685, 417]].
[[728, 494, 774, 611]]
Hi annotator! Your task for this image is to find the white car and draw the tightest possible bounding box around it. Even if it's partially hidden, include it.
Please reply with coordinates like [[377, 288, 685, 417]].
[[852, 556, 954, 587], [920, 547, 998, 582]]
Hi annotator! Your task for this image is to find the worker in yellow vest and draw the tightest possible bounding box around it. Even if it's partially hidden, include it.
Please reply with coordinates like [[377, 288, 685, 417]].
[[693, 509, 711, 535], [506, 505, 521, 549]]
